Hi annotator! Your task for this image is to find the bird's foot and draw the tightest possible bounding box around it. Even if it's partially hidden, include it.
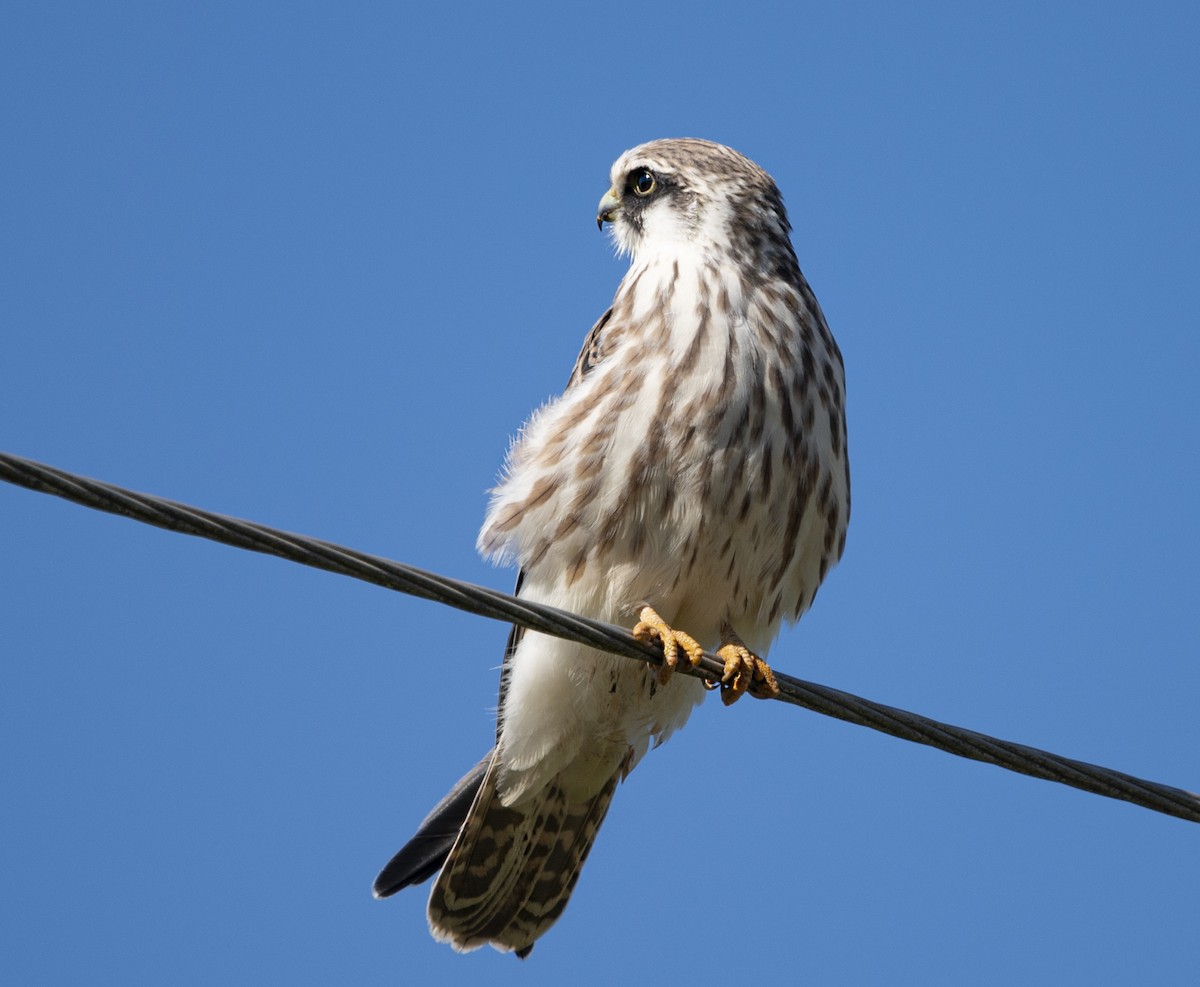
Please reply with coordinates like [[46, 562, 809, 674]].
[[632, 606, 706, 686], [715, 629, 781, 706]]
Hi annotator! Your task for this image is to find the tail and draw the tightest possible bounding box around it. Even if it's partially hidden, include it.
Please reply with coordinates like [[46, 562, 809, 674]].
[[427, 753, 620, 957]]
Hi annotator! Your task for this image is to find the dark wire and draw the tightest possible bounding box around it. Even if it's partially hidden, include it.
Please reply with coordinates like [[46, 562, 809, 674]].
[[2, 450, 1197, 824]]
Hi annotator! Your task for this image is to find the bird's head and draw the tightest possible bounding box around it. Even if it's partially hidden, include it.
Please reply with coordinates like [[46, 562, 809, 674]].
[[597, 138, 793, 267]]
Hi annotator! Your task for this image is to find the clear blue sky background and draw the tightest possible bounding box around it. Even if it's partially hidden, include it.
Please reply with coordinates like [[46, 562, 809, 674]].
[[3, 3, 1197, 984]]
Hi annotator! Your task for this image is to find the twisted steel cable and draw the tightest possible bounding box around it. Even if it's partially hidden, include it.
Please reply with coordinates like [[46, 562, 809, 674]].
[[2, 449, 1197, 824]]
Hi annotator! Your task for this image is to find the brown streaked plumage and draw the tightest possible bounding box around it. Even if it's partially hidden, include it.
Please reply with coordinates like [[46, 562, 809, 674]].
[[374, 138, 850, 957]]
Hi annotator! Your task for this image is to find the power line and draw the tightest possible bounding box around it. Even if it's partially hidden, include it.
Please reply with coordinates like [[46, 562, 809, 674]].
[[2, 449, 1197, 824]]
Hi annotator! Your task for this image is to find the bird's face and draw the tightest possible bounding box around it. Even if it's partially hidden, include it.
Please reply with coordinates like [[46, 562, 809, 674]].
[[597, 138, 785, 265], [597, 158, 697, 259], [598, 144, 705, 260]]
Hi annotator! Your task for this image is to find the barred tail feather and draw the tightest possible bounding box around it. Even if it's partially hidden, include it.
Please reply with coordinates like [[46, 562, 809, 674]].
[[427, 756, 619, 957]]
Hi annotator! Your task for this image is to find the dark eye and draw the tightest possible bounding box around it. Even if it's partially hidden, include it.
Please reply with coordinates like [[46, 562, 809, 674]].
[[629, 169, 657, 197]]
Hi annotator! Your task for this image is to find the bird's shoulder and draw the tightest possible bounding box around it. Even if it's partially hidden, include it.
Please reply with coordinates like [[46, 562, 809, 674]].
[[566, 307, 615, 389]]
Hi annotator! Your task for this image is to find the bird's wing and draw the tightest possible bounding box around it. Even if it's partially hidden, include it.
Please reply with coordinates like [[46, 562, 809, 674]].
[[374, 306, 620, 899], [494, 305, 616, 735], [373, 751, 494, 898], [566, 306, 613, 388]]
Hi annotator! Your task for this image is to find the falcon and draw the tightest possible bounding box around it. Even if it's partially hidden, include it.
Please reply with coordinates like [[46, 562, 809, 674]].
[[373, 138, 850, 956]]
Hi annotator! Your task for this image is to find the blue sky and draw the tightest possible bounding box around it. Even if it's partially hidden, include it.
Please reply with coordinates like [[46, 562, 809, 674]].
[[3, 3, 1198, 983]]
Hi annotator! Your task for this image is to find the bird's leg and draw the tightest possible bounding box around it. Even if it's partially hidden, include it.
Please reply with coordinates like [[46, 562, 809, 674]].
[[632, 606, 707, 686], [715, 624, 781, 706]]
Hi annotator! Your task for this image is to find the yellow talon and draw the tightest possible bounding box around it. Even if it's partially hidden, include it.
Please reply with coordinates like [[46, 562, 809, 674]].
[[632, 606, 706, 685], [632, 609, 781, 703], [716, 630, 781, 706]]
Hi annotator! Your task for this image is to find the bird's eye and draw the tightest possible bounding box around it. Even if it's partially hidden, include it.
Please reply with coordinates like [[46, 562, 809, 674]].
[[629, 169, 657, 197]]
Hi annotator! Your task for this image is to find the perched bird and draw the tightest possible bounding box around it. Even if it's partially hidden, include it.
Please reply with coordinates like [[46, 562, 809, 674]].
[[373, 138, 850, 956]]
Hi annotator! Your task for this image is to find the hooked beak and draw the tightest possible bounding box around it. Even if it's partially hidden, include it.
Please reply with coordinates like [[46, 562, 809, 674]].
[[596, 186, 620, 230]]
